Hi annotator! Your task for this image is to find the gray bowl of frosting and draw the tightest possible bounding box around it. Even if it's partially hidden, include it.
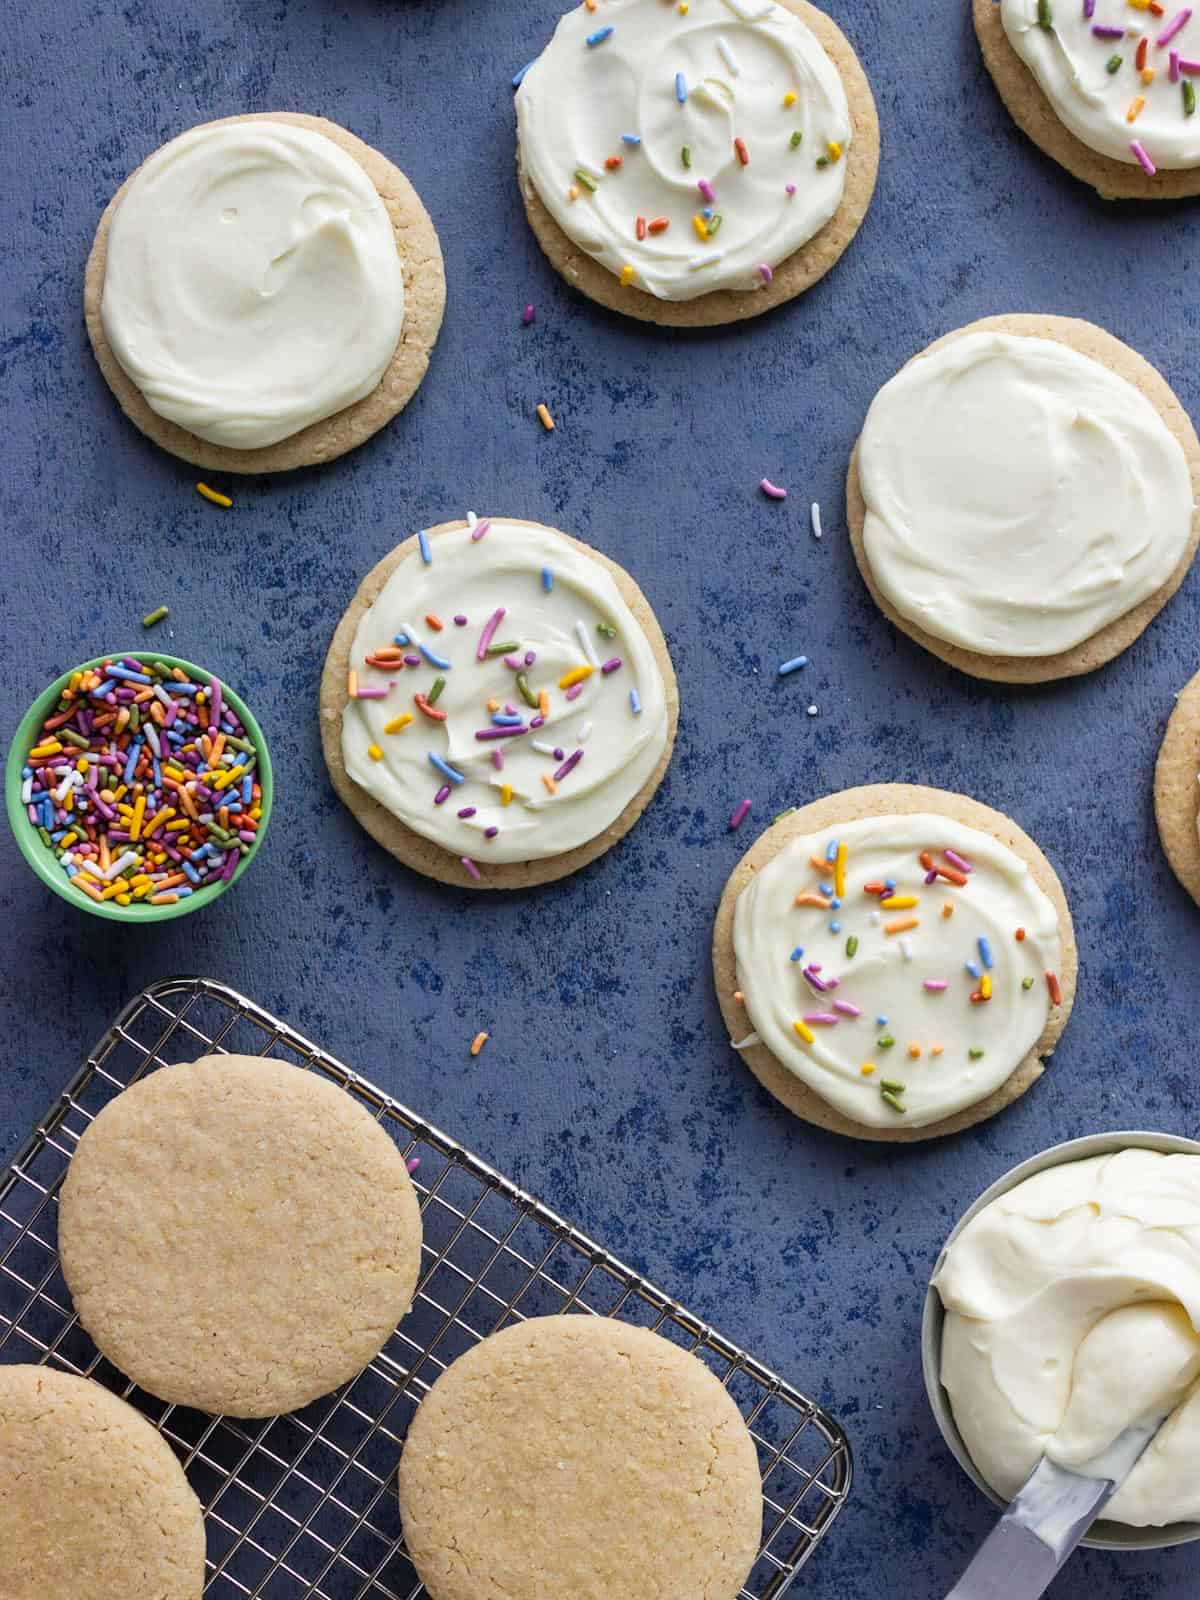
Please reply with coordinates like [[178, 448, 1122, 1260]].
[[922, 1130, 1200, 1552]]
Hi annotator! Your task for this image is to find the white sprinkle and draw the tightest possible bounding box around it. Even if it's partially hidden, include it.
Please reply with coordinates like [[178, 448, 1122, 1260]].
[[716, 35, 741, 74], [688, 252, 725, 271], [531, 740, 558, 756], [722, 0, 775, 18], [466, 511, 477, 530], [144, 722, 162, 758], [899, 937, 914, 963], [731, 1032, 762, 1050], [575, 619, 599, 667], [806, 704, 818, 717], [869, 910, 881, 926], [578, 721, 594, 743], [811, 501, 823, 539]]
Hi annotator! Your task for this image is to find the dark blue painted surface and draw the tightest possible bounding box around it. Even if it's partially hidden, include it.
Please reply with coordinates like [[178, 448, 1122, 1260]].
[[3, 0, 1199, 1593]]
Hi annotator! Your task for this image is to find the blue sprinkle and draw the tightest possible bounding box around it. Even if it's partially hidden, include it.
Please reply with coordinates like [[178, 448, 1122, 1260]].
[[825, 839, 839, 862], [586, 24, 614, 45], [173, 886, 194, 898], [428, 753, 466, 786], [512, 59, 535, 89], [790, 947, 805, 962], [830, 897, 842, 909], [21, 766, 31, 779], [965, 960, 982, 979], [630, 688, 642, 715], [241, 775, 252, 807], [830, 921, 841, 933], [978, 935, 994, 970], [181, 859, 202, 884], [152, 757, 162, 789], [702, 206, 713, 218], [123, 740, 142, 786], [491, 713, 523, 727], [622, 133, 642, 146], [394, 631, 410, 646], [65, 863, 78, 878], [675, 70, 687, 103], [165, 681, 201, 695], [819, 881, 834, 897], [876, 1014, 888, 1026], [418, 530, 432, 564], [542, 567, 554, 591], [106, 665, 153, 684], [419, 641, 452, 670], [884, 878, 897, 892], [778, 655, 808, 676]]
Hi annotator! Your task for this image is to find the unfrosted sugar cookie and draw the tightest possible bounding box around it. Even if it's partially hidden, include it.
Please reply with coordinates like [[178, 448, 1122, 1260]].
[[397, 1316, 762, 1600], [59, 1055, 423, 1417], [321, 518, 678, 889], [85, 113, 445, 472], [977, 0, 1200, 196], [713, 785, 1077, 1142], [847, 315, 1200, 682], [0, 1365, 206, 1600], [515, 0, 879, 325], [1155, 666, 1200, 906]]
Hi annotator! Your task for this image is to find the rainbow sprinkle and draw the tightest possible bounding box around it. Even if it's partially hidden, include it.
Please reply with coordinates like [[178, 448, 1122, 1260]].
[[729, 798, 752, 831]]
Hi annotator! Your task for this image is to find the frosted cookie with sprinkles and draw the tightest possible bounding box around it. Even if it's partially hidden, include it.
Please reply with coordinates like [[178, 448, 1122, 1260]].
[[977, 0, 1200, 196], [713, 784, 1076, 1142], [515, 0, 879, 326], [321, 518, 678, 888], [847, 314, 1200, 682], [85, 112, 445, 473], [1155, 665, 1200, 905]]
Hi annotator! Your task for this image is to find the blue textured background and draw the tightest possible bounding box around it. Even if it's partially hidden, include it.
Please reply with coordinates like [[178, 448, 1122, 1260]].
[[3, 0, 1200, 1593]]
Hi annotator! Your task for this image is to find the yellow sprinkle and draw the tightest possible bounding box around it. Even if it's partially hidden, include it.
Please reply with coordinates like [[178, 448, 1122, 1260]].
[[129, 794, 146, 842], [860, 1062, 875, 1077], [115, 893, 132, 906], [1141, 66, 1155, 83], [500, 783, 513, 806], [827, 140, 842, 162], [142, 806, 175, 838], [834, 841, 847, 900], [692, 213, 710, 240], [470, 1031, 489, 1057], [164, 819, 190, 833], [537, 402, 555, 431], [793, 1019, 815, 1044], [195, 482, 232, 508], [29, 741, 62, 759], [980, 973, 993, 1001], [679, 1, 689, 11], [908, 1043, 921, 1059], [58, 831, 78, 850], [384, 714, 413, 735], [75, 757, 88, 773], [368, 744, 383, 761], [1128, 0, 1151, 9], [783, 90, 797, 107], [880, 895, 918, 910], [558, 664, 594, 690], [619, 263, 635, 287], [1127, 95, 1146, 122]]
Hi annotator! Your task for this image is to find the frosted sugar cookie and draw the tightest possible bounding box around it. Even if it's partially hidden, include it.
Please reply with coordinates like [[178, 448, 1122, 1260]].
[[1155, 665, 1200, 905], [515, 0, 879, 325], [397, 1316, 762, 1600], [977, 0, 1200, 197], [85, 113, 445, 472], [0, 1365, 206, 1599], [713, 784, 1076, 1142], [59, 1055, 423, 1417], [321, 518, 678, 889], [847, 314, 1200, 682]]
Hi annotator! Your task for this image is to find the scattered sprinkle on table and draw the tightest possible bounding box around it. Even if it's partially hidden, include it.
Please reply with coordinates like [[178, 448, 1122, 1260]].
[[537, 403, 555, 431], [729, 798, 752, 831], [760, 478, 787, 499], [778, 655, 808, 676], [405, 1155, 421, 1175], [806, 704, 819, 717], [142, 606, 169, 629], [470, 1030, 489, 1057], [19, 655, 263, 908], [810, 502, 823, 539], [522, 304, 535, 326], [195, 482, 232, 509]]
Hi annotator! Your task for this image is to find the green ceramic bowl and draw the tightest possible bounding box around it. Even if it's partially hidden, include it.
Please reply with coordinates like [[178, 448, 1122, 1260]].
[[6, 653, 273, 922]]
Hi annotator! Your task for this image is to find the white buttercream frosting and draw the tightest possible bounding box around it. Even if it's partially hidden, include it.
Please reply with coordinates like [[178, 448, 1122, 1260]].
[[101, 120, 406, 449], [341, 521, 670, 865], [859, 331, 1194, 657], [730, 813, 1062, 1130], [516, 0, 851, 299], [1001, 0, 1200, 170], [934, 1148, 1200, 1526]]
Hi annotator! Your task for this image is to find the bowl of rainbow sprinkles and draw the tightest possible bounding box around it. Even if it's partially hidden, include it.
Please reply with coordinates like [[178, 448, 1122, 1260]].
[[6, 653, 272, 921]]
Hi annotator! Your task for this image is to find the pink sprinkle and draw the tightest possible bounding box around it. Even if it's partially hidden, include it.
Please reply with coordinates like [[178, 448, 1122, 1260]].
[[492, 749, 505, 770], [729, 798, 752, 831], [1158, 7, 1192, 47], [943, 848, 973, 874], [785, 183, 796, 196], [565, 683, 585, 701], [832, 999, 862, 1018], [698, 178, 715, 201], [355, 686, 389, 699], [471, 518, 492, 542], [600, 657, 622, 674], [1179, 55, 1200, 69], [758, 263, 773, 284], [1130, 138, 1157, 174], [406, 1156, 421, 1175], [802, 1012, 839, 1026], [924, 979, 949, 993], [477, 606, 506, 660], [760, 477, 787, 500], [461, 856, 481, 881], [1171, 47, 1182, 77], [522, 304, 535, 326], [503, 654, 524, 669]]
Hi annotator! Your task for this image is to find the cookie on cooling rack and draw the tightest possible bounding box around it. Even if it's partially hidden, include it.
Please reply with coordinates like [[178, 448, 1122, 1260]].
[[713, 784, 1077, 1142], [58, 1054, 423, 1417], [0, 1364, 206, 1599], [397, 1316, 763, 1600]]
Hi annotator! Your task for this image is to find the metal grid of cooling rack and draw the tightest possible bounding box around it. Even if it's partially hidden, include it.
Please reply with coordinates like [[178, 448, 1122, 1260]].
[[0, 977, 852, 1600]]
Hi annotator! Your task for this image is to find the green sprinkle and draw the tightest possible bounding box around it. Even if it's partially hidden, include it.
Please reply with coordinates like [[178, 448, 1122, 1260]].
[[597, 622, 617, 639], [516, 671, 539, 708], [573, 168, 597, 192], [60, 729, 89, 750], [877, 1034, 895, 1049], [969, 1047, 985, 1060], [879, 1079, 906, 1093], [772, 807, 797, 823], [485, 640, 520, 656], [151, 661, 173, 678], [142, 605, 169, 628], [1185, 79, 1196, 116], [128, 704, 140, 732], [790, 129, 803, 148], [845, 935, 859, 959], [1021, 976, 1034, 991], [37, 826, 52, 848], [681, 144, 692, 168], [1106, 53, 1122, 73], [1036, 0, 1052, 29], [428, 675, 446, 706], [815, 155, 830, 168], [706, 213, 723, 236], [881, 1090, 907, 1115], [225, 735, 255, 754]]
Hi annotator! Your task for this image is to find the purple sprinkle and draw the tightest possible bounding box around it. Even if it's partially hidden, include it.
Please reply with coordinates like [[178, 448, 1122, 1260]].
[[406, 1156, 421, 1175], [758, 263, 773, 284], [943, 847, 973, 874], [600, 657, 622, 674], [1158, 7, 1192, 47], [530, 714, 545, 729], [729, 798, 752, 831], [553, 749, 584, 783], [475, 725, 528, 740], [454, 614, 468, 626], [504, 703, 517, 716], [404, 654, 421, 668], [1091, 22, 1125, 35], [564, 684, 583, 702], [503, 654, 524, 670], [477, 606, 506, 661], [924, 868, 939, 884], [803, 969, 829, 993], [485, 826, 499, 838], [492, 749, 505, 770], [1083, 0, 1095, 16], [785, 182, 796, 196], [471, 518, 491, 542], [435, 784, 452, 805], [803, 1012, 839, 1026], [461, 856, 481, 881], [524, 651, 536, 666], [1172, 48, 1182, 78], [522, 304, 535, 326], [457, 806, 477, 819]]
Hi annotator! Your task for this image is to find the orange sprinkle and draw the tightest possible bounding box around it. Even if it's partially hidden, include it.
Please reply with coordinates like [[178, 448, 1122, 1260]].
[[1136, 34, 1148, 68], [884, 917, 919, 936], [425, 613, 444, 631], [936, 864, 968, 887], [73, 877, 104, 903], [919, 851, 934, 870], [487, 698, 501, 713], [542, 774, 557, 795], [941, 902, 955, 919], [795, 892, 832, 909], [369, 647, 405, 662], [605, 155, 623, 170], [734, 136, 749, 165], [150, 893, 180, 905], [863, 880, 887, 895], [931, 1044, 944, 1058], [1046, 971, 1062, 1005], [537, 402, 555, 431], [568, 185, 580, 201], [636, 215, 647, 240], [539, 689, 549, 718], [470, 1031, 489, 1057], [1015, 927, 1026, 942], [347, 670, 359, 698], [907, 1043, 921, 1059], [733, 990, 744, 1005], [1127, 95, 1146, 122], [647, 217, 670, 234], [414, 693, 447, 722]]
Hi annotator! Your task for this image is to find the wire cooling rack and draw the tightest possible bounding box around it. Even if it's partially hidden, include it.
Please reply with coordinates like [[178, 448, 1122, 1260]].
[[0, 977, 852, 1599]]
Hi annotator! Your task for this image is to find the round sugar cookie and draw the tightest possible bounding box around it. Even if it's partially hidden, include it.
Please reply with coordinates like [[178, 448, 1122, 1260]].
[[59, 1055, 423, 1417], [320, 518, 680, 890], [975, 0, 1200, 199], [0, 1364, 206, 1600], [397, 1316, 762, 1600], [517, 0, 879, 327], [85, 112, 446, 473], [713, 784, 1077, 1143], [847, 314, 1200, 683], [1155, 666, 1200, 906]]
